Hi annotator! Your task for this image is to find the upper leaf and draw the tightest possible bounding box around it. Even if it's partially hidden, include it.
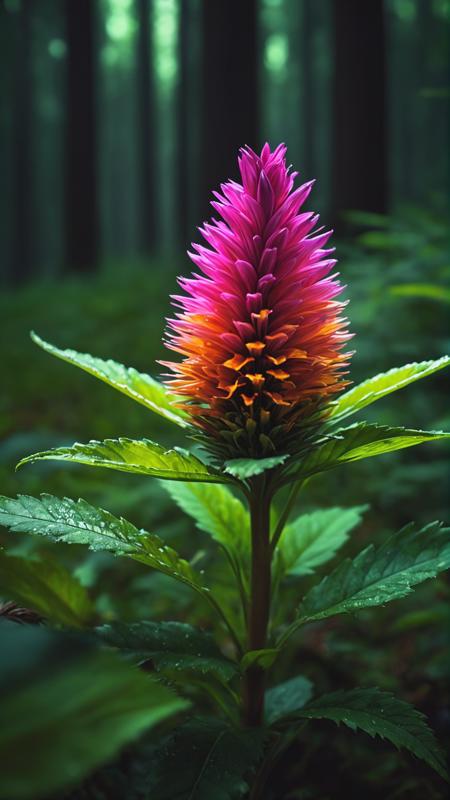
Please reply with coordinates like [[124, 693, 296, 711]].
[[328, 356, 450, 424], [224, 455, 288, 479], [31, 331, 190, 428], [0, 552, 94, 628], [0, 494, 206, 594], [17, 438, 229, 484], [145, 717, 264, 800], [284, 422, 450, 483], [97, 621, 237, 682], [265, 675, 314, 725], [295, 521, 450, 626], [0, 622, 188, 800], [276, 506, 367, 577], [297, 688, 447, 779], [163, 481, 250, 584]]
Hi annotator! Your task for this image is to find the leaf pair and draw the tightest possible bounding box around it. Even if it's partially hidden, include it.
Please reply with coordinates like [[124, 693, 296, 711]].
[[24, 335, 450, 486]]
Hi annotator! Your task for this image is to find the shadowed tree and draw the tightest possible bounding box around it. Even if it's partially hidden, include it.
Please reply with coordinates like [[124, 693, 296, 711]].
[[136, 0, 157, 255], [175, 0, 191, 247], [65, 0, 99, 272], [11, 0, 33, 285], [301, 0, 316, 180], [331, 0, 387, 224], [200, 0, 258, 218]]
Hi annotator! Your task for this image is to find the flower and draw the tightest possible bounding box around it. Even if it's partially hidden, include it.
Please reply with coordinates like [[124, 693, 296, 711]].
[[163, 143, 352, 458]]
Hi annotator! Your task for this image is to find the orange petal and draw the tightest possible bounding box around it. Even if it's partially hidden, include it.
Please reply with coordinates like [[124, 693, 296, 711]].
[[223, 354, 254, 370], [246, 341, 266, 355], [266, 369, 291, 381]]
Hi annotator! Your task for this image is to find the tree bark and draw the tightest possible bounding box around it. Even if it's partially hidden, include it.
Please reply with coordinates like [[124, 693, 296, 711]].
[[331, 0, 387, 224], [65, 0, 99, 272], [136, 0, 157, 255], [12, 0, 33, 285], [200, 0, 259, 220]]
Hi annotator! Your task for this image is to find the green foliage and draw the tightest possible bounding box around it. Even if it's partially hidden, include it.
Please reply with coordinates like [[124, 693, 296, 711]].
[[0, 622, 188, 800], [97, 621, 237, 682], [297, 688, 447, 780], [31, 332, 190, 428], [0, 552, 94, 628], [0, 494, 207, 595], [276, 506, 367, 577], [265, 675, 313, 724], [285, 422, 450, 483], [144, 718, 265, 800], [163, 481, 250, 589], [294, 522, 450, 627], [224, 455, 288, 479], [17, 438, 228, 483], [328, 357, 450, 424], [389, 283, 450, 303], [240, 648, 280, 671]]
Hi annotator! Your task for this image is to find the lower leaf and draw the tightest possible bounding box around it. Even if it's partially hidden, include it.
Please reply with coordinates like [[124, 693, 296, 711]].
[[144, 717, 265, 800], [296, 688, 447, 780]]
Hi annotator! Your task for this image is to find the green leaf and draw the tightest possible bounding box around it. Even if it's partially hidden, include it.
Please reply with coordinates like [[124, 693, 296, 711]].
[[329, 357, 450, 424], [0, 622, 188, 799], [97, 621, 237, 682], [265, 675, 314, 725], [0, 552, 94, 628], [0, 494, 207, 595], [295, 521, 450, 626], [31, 331, 190, 428], [241, 648, 280, 671], [285, 423, 450, 483], [390, 283, 450, 303], [145, 718, 264, 799], [17, 438, 228, 484], [297, 688, 447, 779], [277, 506, 367, 577], [224, 454, 288, 479], [163, 481, 250, 585]]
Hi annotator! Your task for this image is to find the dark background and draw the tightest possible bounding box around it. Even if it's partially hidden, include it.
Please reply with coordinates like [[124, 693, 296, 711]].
[[0, 0, 449, 283], [0, 2, 449, 798]]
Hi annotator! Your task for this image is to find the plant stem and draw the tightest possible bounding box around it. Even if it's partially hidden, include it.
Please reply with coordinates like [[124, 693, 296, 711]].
[[270, 479, 304, 553], [243, 475, 272, 727]]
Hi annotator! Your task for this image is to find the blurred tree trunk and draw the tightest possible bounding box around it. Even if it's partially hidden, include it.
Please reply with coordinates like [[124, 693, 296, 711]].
[[65, 0, 99, 272], [12, 0, 33, 285], [200, 0, 258, 220], [331, 0, 387, 223], [136, 0, 157, 255], [175, 0, 190, 247], [301, 0, 315, 180]]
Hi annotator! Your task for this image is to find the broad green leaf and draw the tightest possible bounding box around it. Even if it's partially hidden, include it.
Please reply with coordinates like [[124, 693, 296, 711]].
[[224, 454, 288, 479], [145, 718, 264, 800], [0, 552, 94, 628], [285, 423, 450, 483], [265, 675, 313, 725], [241, 648, 280, 671], [163, 482, 250, 585], [297, 688, 447, 779], [0, 494, 207, 595], [31, 331, 190, 428], [295, 521, 450, 626], [329, 357, 450, 424], [97, 621, 237, 682], [277, 506, 367, 577], [0, 622, 188, 799], [17, 438, 228, 484]]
